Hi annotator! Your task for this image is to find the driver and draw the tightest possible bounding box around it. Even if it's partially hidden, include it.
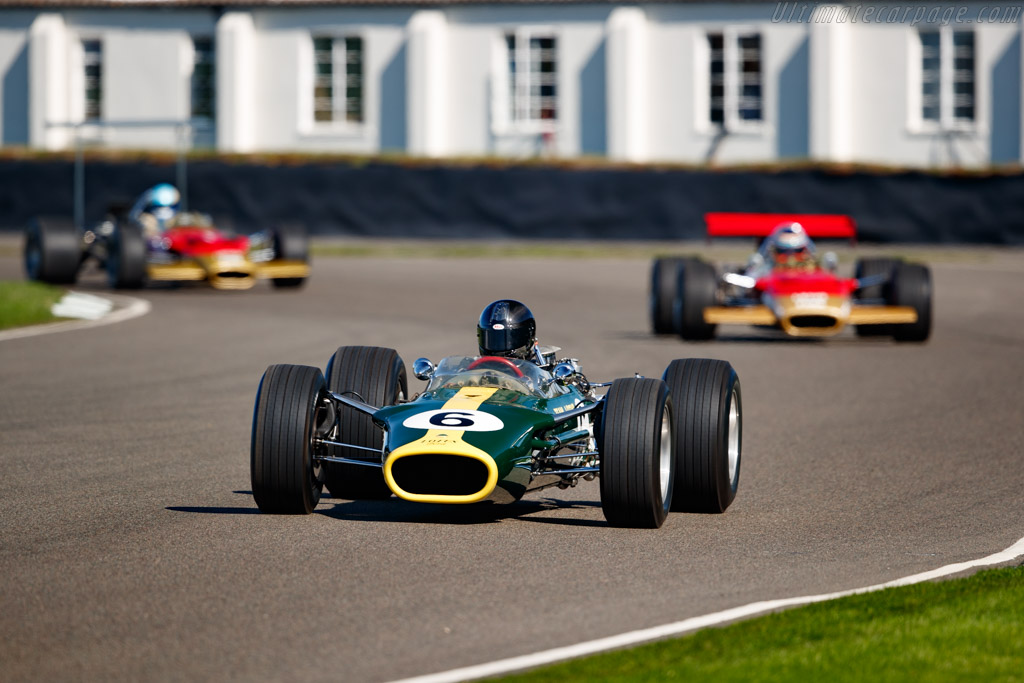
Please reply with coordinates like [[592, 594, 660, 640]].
[[747, 222, 817, 277], [128, 183, 181, 238], [470, 300, 580, 395], [477, 299, 538, 361]]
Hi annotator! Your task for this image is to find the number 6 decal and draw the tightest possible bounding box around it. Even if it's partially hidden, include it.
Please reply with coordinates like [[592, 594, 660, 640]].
[[429, 412, 476, 428], [403, 409, 504, 432]]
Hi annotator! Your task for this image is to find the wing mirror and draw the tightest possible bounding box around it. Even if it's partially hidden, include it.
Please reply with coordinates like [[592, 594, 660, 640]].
[[723, 272, 757, 289], [413, 358, 435, 381], [552, 362, 576, 385], [823, 251, 839, 272]]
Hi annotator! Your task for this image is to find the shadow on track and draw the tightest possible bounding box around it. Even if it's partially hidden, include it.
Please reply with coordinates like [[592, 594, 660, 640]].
[[319, 495, 604, 527], [170, 493, 607, 526], [625, 330, 899, 346], [167, 506, 261, 514], [622, 331, 825, 344]]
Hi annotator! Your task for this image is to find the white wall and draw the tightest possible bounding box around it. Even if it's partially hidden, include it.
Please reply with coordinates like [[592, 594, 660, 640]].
[[24, 9, 215, 150], [445, 4, 610, 158], [0, 2, 1021, 167], [251, 7, 412, 155], [645, 2, 811, 165], [841, 18, 1022, 167]]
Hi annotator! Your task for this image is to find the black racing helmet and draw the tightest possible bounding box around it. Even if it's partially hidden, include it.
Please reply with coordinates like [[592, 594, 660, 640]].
[[477, 300, 536, 358]]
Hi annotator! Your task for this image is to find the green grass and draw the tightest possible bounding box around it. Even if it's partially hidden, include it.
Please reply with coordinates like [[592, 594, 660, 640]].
[[498, 566, 1024, 683], [0, 280, 67, 330]]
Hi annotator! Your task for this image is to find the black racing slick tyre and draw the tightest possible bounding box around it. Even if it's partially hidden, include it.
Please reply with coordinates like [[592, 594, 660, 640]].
[[271, 223, 309, 289], [650, 257, 683, 335], [889, 262, 933, 343], [251, 364, 330, 514], [853, 258, 901, 337], [662, 358, 741, 513], [24, 217, 81, 284], [106, 224, 147, 289], [324, 346, 407, 500], [674, 258, 718, 341], [599, 377, 674, 529]]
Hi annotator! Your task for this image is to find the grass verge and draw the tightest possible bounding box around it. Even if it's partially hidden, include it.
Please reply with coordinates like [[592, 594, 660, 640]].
[[309, 241, 992, 264], [497, 566, 1024, 683], [0, 236, 1001, 263], [0, 280, 67, 330]]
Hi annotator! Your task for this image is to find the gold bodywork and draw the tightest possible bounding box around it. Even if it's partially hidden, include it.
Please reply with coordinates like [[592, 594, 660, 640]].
[[147, 255, 310, 291], [704, 295, 918, 337]]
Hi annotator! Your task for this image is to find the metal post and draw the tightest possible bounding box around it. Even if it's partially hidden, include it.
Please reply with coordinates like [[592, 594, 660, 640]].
[[176, 122, 189, 212], [74, 125, 84, 231]]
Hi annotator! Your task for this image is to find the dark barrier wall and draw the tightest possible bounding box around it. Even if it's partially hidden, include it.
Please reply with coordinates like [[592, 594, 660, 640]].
[[1, 157, 1022, 243]]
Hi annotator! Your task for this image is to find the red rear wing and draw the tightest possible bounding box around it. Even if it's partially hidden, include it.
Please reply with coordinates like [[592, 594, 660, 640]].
[[704, 213, 857, 243]]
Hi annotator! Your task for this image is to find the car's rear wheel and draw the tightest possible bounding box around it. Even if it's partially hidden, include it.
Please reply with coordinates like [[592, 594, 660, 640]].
[[674, 258, 718, 341], [24, 217, 81, 284], [251, 364, 329, 514], [106, 224, 147, 289], [599, 377, 674, 529], [271, 223, 309, 289], [662, 358, 741, 513], [324, 346, 407, 500], [650, 257, 682, 334], [889, 262, 932, 343], [854, 257, 902, 336]]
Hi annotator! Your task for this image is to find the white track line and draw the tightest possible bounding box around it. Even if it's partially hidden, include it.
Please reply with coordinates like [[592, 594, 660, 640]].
[[0, 292, 151, 342], [391, 535, 1024, 683]]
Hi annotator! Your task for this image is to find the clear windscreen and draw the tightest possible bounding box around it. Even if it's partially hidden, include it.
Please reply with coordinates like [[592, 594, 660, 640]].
[[425, 356, 567, 399]]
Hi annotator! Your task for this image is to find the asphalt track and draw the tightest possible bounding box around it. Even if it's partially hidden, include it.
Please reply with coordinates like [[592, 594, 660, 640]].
[[1, 245, 1022, 682]]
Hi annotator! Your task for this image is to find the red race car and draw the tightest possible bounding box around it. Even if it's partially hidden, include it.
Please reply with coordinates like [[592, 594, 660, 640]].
[[25, 183, 310, 291], [650, 213, 932, 342]]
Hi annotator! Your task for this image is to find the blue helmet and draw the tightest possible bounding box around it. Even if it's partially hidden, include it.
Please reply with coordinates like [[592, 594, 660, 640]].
[[150, 183, 180, 209], [142, 183, 180, 230]]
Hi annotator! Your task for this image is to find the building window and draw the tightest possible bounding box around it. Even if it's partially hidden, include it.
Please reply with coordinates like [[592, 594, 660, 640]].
[[83, 39, 102, 121], [505, 31, 558, 127], [313, 35, 364, 124], [191, 37, 215, 121], [919, 28, 975, 126], [707, 30, 762, 128]]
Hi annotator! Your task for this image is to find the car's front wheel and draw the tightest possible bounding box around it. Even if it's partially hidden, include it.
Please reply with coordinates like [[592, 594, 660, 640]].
[[251, 364, 330, 514], [662, 358, 741, 513], [106, 224, 147, 289], [889, 262, 932, 343], [650, 257, 682, 334], [599, 377, 674, 529], [674, 258, 718, 341], [24, 217, 81, 284], [853, 257, 901, 337], [324, 346, 407, 500]]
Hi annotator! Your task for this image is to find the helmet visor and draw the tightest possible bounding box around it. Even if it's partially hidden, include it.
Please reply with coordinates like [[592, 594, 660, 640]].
[[478, 324, 533, 356]]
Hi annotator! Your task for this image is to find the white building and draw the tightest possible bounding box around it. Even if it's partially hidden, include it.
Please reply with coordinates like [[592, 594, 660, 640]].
[[1, 0, 1021, 167]]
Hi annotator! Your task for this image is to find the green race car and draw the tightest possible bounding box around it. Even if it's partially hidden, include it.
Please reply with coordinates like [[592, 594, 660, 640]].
[[250, 344, 742, 529]]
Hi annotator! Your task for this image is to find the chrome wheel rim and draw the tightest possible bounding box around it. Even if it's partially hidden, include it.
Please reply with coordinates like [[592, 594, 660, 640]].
[[659, 405, 672, 504], [727, 386, 740, 485]]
